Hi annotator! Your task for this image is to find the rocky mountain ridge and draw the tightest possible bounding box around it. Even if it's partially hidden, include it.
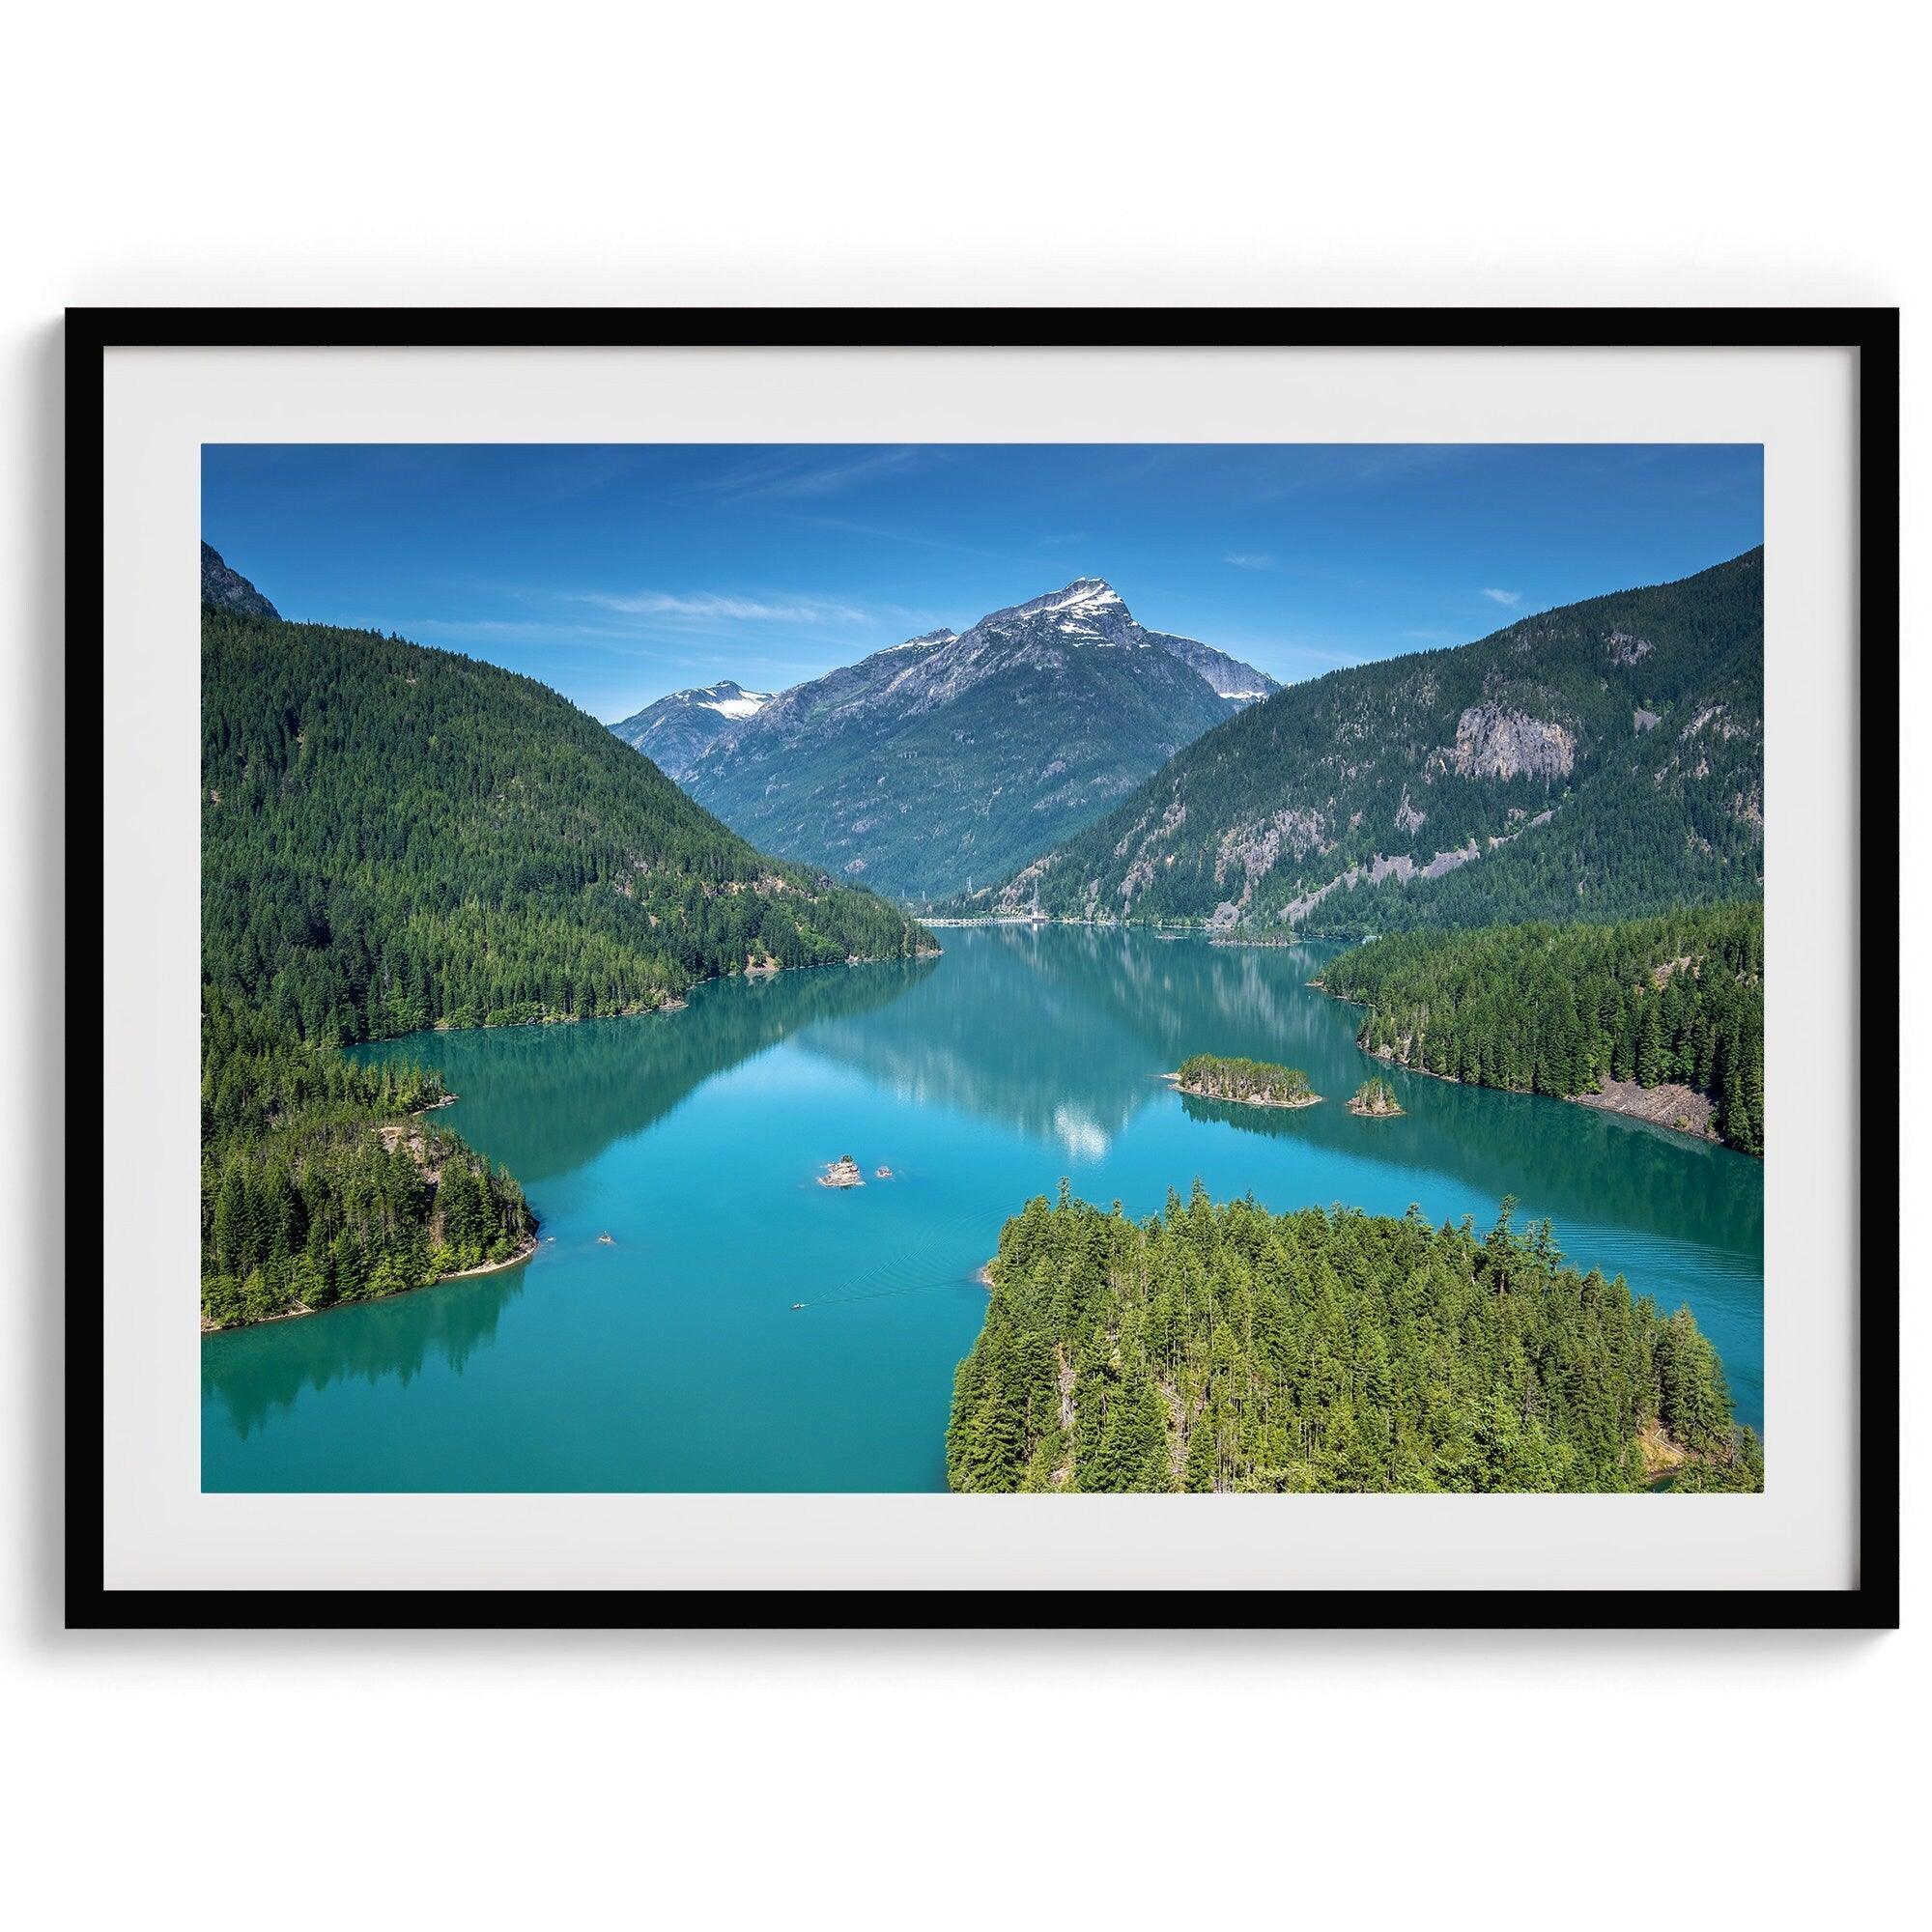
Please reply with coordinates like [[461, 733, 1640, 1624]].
[[657, 580, 1276, 901], [961, 549, 1764, 935], [608, 678, 776, 780], [201, 541, 279, 621]]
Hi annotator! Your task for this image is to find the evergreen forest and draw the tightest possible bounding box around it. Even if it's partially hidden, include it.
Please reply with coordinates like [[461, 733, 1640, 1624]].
[[203, 611, 929, 1045], [948, 1188, 1762, 1493], [200, 995, 532, 1326], [199, 609, 931, 1325], [1175, 1054, 1318, 1106], [1321, 903, 1764, 1153]]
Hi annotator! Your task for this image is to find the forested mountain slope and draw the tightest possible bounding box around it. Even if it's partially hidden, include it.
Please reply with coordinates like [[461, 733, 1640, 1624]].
[[949, 1189, 1761, 1493], [203, 610, 930, 1038], [1321, 903, 1764, 1152], [962, 549, 1763, 933], [676, 581, 1275, 901], [200, 593, 928, 1326]]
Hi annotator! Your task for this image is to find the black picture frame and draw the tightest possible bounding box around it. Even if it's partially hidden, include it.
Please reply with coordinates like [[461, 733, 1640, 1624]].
[[69, 306, 1900, 1632]]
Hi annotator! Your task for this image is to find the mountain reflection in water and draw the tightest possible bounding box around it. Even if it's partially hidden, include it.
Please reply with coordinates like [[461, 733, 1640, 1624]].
[[202, 927, 1762, 1488]]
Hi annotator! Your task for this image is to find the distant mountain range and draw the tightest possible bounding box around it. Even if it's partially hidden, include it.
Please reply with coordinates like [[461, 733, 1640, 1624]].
[[608, 678, 775, 780], [958, 549, 1764, 934], [621, 581, 1277, 901]]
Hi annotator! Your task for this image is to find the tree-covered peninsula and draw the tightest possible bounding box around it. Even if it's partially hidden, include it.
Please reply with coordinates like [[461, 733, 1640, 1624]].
[[948, 1187, 1761, 1493], [1320, 903, 1763, 1153], [1173, 1054, 1319, 1108], [201, 995, 532, 1327], [200, 602, 934, 1326]]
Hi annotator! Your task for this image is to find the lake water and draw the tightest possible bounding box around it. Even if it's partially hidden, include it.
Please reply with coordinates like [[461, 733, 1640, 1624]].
[[201, 927, 1765, 1490]]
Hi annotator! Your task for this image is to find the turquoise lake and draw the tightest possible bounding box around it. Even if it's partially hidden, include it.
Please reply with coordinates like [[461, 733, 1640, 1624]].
[[200, 926, 1765, 1491]]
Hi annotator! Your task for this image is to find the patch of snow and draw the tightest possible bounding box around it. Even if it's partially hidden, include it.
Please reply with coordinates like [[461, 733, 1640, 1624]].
[[1041, 580, 1122, 612]]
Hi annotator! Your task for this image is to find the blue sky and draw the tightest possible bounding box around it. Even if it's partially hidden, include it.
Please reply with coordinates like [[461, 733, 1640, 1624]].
[[202, 443, 1763, 724]]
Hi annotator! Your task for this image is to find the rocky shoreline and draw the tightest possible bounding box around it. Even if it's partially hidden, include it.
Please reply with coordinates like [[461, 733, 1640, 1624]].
[[1353, 1040, 1721, 1141], [1571, 1077, 1719, 1141]]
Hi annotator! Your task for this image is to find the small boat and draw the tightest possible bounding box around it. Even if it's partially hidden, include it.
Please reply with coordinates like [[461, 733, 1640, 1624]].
[[791, 1302, 807, 1311], [873, 1165, 895, 1179], [596, 1232, 614, 1244]]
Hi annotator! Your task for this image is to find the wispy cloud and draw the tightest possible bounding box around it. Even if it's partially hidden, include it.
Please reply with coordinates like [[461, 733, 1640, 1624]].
[[1480, 587, 1521, 608], [575, 590, 872, 625], [698, 446, 932, 505], [1223, 552, 1273, 570], [406, 617, 683, 659]]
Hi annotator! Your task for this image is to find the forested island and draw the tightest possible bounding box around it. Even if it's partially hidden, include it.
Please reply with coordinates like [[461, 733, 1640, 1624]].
[[1320, 903, 1763, 1153], [1172, 1054, 1321, 1109], [200, 600, 932, 1327], [948, 1187, 1762, 1492], [1349, 1077, 1404, 1118]]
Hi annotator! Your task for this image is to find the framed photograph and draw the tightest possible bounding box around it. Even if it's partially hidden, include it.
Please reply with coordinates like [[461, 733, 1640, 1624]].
[[75, 308, 1897, 1628]]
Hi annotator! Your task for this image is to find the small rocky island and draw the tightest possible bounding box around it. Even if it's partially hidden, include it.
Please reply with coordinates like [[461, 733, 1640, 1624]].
[[1349, 1076, 1405, 1118], [1169, 1053, 1321, 1109], [818, 1154, 866, 1188]]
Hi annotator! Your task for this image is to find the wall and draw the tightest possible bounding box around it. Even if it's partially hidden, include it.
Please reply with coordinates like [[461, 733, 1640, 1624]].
[[1, 5, 1917, 1925]]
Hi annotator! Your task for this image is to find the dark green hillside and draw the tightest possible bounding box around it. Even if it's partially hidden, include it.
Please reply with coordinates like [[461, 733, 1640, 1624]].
[[1321, 903, 1764, 1153], [200, 995, 532, 1327], [200, 603, 929, 1326], [964, 550, 1763, 933], [203, 611, 930, 1040], [948, 1189, 1761, 1492]]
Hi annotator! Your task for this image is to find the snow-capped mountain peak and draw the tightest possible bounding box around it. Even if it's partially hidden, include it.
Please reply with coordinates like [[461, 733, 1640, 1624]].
[[607, 678, 774, 780], [964, 578, 1142, 649], [669, 576, 1284, 898], [1007, 577, 1123, 617], [691, 679, 774, 720], [609, 580, 1277, 890], [1045, 577, 1122, 611]]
